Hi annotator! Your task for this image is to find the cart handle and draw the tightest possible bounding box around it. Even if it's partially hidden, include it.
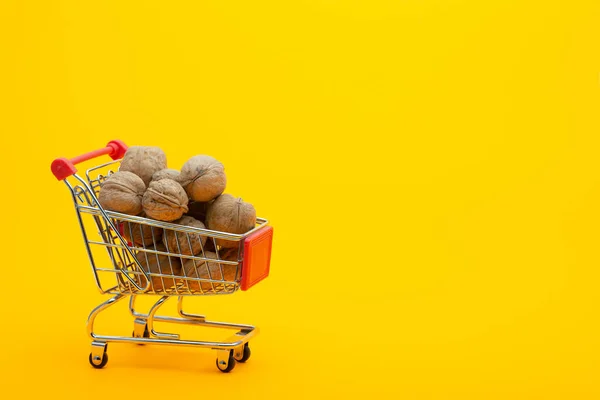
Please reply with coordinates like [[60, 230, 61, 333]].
[[51, 140, 128, 181]]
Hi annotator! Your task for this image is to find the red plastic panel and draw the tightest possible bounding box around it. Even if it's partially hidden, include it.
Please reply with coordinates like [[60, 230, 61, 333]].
[[241, 226, 273, 291]]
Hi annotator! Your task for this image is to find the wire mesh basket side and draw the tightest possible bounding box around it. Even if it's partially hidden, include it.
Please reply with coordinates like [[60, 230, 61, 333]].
[[115, 216, 243, 296], [67, 159, 263, 296]]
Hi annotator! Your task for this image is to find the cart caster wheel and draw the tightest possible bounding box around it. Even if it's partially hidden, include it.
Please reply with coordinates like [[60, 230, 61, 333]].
[[216, 352, 236, 373], [133, 327, 150, 343], [89, 352, 108, 369], [234, 343, 251, 363]]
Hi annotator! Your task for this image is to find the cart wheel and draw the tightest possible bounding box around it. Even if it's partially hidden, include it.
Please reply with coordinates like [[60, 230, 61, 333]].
[[133, 326, 151, 343], [234, 343, 251, 363], [216, 352, 236, 373], [89, 352, 108, 369]]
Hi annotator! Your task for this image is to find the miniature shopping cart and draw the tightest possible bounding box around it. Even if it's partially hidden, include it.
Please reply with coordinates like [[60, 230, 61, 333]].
[[51, 140, 273, 373]]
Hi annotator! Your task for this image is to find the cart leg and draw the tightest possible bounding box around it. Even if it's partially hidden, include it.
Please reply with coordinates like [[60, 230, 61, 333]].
[[177, 296, 205, 321], [130, 295, 150, 340], [87, 293, 127, 339], [147, 296, 180, 339], [86, 293, 127, 369], [128, 295, 145, 319]]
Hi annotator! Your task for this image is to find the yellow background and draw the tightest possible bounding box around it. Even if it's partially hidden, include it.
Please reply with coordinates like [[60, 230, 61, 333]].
[[1, 0, 599, 398]]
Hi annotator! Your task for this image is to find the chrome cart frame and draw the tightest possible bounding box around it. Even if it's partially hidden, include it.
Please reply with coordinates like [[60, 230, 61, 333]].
[[51, 140, 273, 372]]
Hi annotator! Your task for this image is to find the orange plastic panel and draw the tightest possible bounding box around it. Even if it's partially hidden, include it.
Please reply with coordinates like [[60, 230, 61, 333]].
[[241, 226, 273, 291]]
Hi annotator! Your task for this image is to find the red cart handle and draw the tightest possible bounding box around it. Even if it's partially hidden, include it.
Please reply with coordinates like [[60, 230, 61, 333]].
[[51, 140, 128, 181]]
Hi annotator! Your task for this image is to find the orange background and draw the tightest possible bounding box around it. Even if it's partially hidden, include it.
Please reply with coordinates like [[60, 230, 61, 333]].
[[1, 0, 600, 398]]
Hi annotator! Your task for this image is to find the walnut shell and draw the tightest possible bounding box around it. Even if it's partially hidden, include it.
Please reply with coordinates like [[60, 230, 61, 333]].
[[122, 217, 163, 246], [162, 216, 207, 256], [216, 247, 239, 262], [98, 171, 145, 215], [180, 250, 238, 292], [152, 168, 180, 182], [203, 237, 217, 253], [179, 155, 226, 202], [186, 200, 211, 223], [120, 146, 167, 186], [142, 179, 189, 221], [206, 194, 256, 248], [135, 245, 182, 292]]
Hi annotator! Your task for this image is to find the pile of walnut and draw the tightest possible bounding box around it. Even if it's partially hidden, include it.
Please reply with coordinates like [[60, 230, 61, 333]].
[[97, 146, 256, 292]]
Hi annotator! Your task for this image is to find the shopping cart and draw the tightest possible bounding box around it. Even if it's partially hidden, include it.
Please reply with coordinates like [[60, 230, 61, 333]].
[[51, 140, 273, 372]]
